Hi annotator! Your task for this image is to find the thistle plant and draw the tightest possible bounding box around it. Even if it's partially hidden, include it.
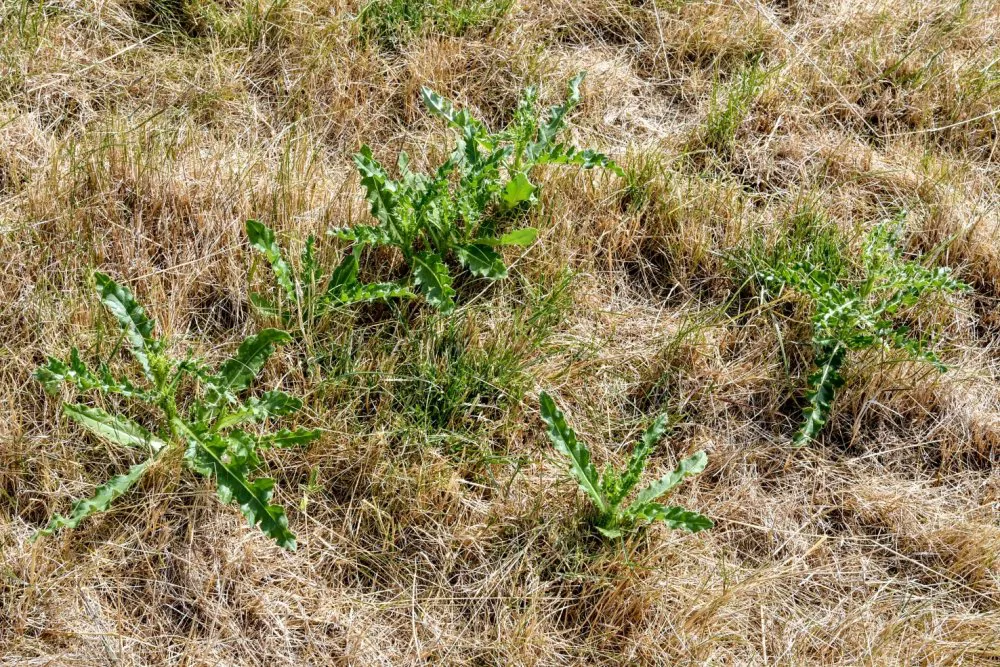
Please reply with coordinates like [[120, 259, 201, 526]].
[[538, 392, 713, 538], [34, 273, 319, 549], [753, 220, 967, 445], [246, 218, 412, 325], [329, 72, 622, 313]]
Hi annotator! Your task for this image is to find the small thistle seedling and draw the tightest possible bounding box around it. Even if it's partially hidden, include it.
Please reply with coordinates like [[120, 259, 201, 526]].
[[330, 72, 622, 313], [34, 273, 320, 549], [538, 392, 713, 538], [752, 220, 968, 445], [246, 218, 412, 326]]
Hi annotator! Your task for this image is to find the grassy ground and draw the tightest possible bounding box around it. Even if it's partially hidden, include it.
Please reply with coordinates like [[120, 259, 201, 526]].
[[2, 0, 999, 663]]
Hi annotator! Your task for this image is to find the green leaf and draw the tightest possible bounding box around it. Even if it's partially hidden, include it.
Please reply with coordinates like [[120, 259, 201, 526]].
[[63, 403, 165, 452], [34, 358, 69, 395], [262, 428, 322, 449], [213, 390, 303, 430], [412, 251, 456, 312], [324, 252, 359, 296], [35, 351, 150, 399], [527, 72, 584, 159], [595, 525, 623, 538], [183, 428, 297, 550], [454, 244, 508, 280], [35, 456, 157, 538], [249, 293, 282, 319], [538, 391, 607, 514], [332, 281, 413, 305], [353, 146, 408, 246], [627, 503, 714, 532], [794, 342, 847, 446], [536, 144, 623, 176], [327, 224, 392, 247], [208, 329, 292, 403], [421, 87, 488, 139], [421, 86, 458, 124], [608, 414, 669, 506], [95, 272, 157, 379], [501, 173, 536, 208], [251, 390, 301, 417], [246, 219, 297, 302], [498, 228, 538, 247], [628, 450, 707, 509]]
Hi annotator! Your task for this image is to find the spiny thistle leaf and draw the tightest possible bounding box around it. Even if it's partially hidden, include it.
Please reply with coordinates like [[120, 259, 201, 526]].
[[746, 219, 966, 445], [608, 414, 669, 506], [246, 219, 296, 302], [63, 403, 165, 452], [330, 281, 413, 305], [35, 456, 158, 539], [627, 503, 714, 532], [454, 243, 507, 280], [36, 272, 313, 550], [213, 390, 303, 430], [531, 71, 584, 153], [539, 393, 710, 538], [327, 224, 392, 247], [353, 146, 408, 246], [325, 251, 360, 295], [95, 272, 157, 379], [186, 430, 298, 550], [628, 450, 708, 510], [262, 428, 322, 449], [538, 391, 607, 514], [34, 350, 149, 399], [793, 343, 847, 446], [412, 251, 456, 312], [208, 329, 291, 403]]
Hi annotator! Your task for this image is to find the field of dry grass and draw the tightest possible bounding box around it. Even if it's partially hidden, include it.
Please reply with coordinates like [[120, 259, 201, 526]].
[[2, 0, 1000, 663]]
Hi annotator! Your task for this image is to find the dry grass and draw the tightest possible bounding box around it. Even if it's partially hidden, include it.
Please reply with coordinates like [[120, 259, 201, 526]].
[[2, 0, 1000, 664]]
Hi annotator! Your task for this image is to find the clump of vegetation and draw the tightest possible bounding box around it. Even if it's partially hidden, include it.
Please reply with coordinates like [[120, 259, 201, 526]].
[[538, 392, 713, 538], [357, 0, 512, 51], [34, 273, 319, 549], [246, 219, 412, 326], [251, 74, 620, 317], [747, 218, 967, 445], [701, 59, 772, 154], [332, 72, 621, 313]]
